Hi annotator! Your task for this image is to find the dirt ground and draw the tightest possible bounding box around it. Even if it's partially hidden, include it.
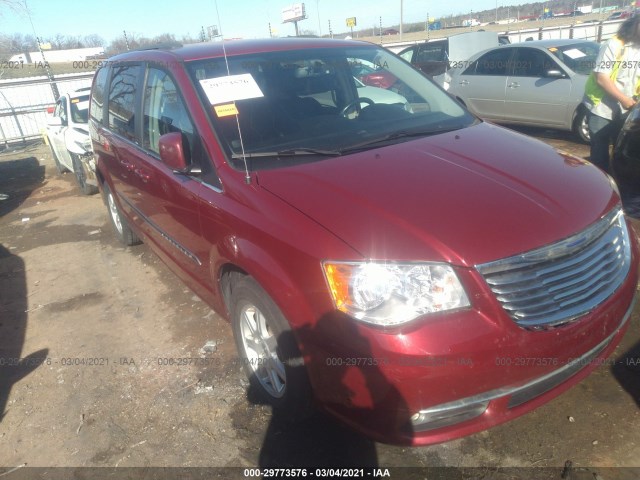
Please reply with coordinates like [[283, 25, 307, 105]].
[[0, 130, 639, 479]]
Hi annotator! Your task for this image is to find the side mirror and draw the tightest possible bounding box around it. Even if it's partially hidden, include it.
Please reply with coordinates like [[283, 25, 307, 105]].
[[47, 116, 63, 127], [545, 69, 566, 79], [159, 132, 188, 171]]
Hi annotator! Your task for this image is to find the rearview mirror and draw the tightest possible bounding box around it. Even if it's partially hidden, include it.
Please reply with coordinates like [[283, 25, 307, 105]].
[[159, 132, 188, 171]]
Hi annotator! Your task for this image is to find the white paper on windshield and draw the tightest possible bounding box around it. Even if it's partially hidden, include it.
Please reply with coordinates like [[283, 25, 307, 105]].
[[75, 100, 89, 110], [199, 74, 264, 105], [563, 48, 587, 59]]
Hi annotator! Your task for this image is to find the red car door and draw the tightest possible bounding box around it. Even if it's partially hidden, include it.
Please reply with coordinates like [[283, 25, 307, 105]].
[[131, 66, 212, 292]]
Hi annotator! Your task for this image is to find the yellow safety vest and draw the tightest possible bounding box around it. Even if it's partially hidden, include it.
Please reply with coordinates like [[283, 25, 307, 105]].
[[584, 37, 640, 106]]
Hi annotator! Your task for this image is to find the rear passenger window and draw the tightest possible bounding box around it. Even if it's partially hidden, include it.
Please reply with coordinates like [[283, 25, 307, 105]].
[[415, 42, 447, 63], [108, 64, 141, 142], [90, 67, 108, 124]]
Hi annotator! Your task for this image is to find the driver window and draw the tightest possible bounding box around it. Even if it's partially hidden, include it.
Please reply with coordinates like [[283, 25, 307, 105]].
[[143, 68, 195, 157]]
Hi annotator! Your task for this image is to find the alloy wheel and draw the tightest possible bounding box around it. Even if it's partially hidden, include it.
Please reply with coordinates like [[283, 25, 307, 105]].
[[239, 303, 286, 399]]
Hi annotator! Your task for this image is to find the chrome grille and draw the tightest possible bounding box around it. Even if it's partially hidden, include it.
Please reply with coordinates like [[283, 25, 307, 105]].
[[477, 208, 632, 328]]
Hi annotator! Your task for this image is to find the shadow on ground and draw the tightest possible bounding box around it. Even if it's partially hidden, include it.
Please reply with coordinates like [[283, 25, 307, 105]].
[[0, 152, 49, 422]]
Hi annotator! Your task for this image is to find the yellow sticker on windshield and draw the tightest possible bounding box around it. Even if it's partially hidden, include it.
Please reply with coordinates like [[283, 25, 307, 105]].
[[71, 98, 80, 103], [214, 103, 239, 117], [548, 47, 558, 52]]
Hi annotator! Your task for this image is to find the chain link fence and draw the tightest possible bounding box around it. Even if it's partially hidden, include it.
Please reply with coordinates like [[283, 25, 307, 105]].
[[0, 72, 94, 148]]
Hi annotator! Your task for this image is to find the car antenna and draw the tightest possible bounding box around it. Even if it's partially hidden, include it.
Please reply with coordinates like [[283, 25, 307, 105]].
[[214, 0, 252, 185]]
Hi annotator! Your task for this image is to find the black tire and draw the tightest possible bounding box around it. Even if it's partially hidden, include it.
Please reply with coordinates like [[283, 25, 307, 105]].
[[48, 143, 68, 174], [230, 276, 311, 416], [573, 108, 590, 144], [71, 152, 98, 195], [103, 182, 141, 246]]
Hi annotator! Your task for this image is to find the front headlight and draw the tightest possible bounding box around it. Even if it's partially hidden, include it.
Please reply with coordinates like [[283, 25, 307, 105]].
[[323, 261, 470, 326], [73, 139, 92, 153]]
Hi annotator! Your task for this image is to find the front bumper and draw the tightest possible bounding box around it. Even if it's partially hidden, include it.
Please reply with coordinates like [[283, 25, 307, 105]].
[[300, 235, 638, 445], [80, 152, 98, 187], [410, 298, 634, 433]]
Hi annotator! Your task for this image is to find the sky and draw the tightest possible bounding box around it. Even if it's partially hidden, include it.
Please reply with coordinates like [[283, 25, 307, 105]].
[[1, 0, 545, 44]]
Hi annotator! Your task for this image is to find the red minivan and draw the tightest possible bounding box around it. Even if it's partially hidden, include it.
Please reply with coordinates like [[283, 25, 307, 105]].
[[89, 38, 638, 445]]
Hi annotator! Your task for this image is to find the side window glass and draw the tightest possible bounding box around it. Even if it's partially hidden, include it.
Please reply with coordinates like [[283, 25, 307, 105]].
[[143, 67, 219, 188], [90, 67, 109, 124], [415, 43, 446, 63], [399, 49, 414, 62], [143, 68, 194, 156], [59, 100, 68, 124], [108, 64, 141, 142], [466, 49, 512, 76], [511, 48, 555, 77]]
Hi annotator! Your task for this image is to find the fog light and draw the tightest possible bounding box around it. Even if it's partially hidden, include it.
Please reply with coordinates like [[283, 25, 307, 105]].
[[411, 401, 489, 432]]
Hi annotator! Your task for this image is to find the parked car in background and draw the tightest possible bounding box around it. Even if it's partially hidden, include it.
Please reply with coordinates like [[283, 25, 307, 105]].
[[607, 10, 633, 21], [45, 87, 98, 194], [398, 31, 501, 77], [444, 39, 601, 142], [90, 38, 637, 446], [611, 102, 640, 216], [350, 59, 398, 90]]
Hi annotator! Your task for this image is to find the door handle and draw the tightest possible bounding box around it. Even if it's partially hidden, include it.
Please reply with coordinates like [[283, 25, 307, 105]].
[[508, 82, 520, 88], [459, 80, 469, 86], [120, 159, 136, 172], [135, 168, 151, 183]]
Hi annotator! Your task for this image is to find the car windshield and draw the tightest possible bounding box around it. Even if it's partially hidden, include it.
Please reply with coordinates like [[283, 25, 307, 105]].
[[70, 95, 90, 123], [187, 45, 474, 170], [548, 42, 600, 75]]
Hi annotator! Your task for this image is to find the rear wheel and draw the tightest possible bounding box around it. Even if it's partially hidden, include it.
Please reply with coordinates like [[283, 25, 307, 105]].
[[103, 183, 140, 246], [230, 276, 311, 416], [71, 152, 98, 195]]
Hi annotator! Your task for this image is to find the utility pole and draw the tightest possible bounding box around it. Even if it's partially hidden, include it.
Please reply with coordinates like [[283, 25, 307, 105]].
[[316, 0, 322, 36], [400, 0, 403, 40]]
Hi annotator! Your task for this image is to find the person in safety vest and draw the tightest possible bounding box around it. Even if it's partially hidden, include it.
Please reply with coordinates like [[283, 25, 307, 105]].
[[583, 15, 640, 172]]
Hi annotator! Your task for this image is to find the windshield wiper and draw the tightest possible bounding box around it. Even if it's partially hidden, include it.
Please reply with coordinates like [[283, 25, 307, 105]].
[[340, 127, 462, 153], [231, 147, 342, 159]]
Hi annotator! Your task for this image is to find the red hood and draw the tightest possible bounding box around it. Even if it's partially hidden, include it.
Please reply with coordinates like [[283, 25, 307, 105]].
[[257, 123, 619, 266]]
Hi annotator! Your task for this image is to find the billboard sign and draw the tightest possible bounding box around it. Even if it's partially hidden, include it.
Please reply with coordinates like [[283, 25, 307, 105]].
[[282, 3, 306, 23]]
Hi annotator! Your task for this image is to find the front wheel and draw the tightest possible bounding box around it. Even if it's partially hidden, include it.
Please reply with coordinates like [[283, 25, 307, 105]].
[[230, 276, 311, 416], [573, 108, 590, 144], [71, 153, 98, 195], [103, 182, 140, 246]]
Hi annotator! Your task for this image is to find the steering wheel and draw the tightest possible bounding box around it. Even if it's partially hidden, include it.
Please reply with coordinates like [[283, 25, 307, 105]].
[[340, 97, 374, 117]]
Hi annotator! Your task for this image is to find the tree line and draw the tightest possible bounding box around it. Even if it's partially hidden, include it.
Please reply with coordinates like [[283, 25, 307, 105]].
[[0, 31, 207, 58]]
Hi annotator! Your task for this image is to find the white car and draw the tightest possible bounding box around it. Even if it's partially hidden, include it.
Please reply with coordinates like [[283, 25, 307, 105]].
[[45, 87, 98, 194], [443, 40, 600, 143]]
